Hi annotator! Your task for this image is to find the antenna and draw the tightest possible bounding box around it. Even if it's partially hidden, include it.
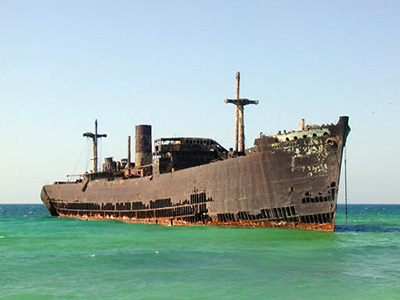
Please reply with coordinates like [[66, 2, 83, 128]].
[[344, 146, 348, 226], [83, 119, 107, 173], [225, 72, 259, 153]]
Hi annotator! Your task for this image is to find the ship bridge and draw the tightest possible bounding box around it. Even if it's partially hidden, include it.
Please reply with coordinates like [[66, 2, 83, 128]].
[[153, 137, 228, 174]]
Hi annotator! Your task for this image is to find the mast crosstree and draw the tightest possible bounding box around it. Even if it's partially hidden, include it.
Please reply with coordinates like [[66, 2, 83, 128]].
[[225, 72, 259, 153], [83, 119, 107, 173]]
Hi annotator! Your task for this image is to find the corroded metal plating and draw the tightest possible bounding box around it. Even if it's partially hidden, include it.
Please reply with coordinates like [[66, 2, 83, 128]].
[[54, 212, 334, 232], [40, 82, 350, 233]]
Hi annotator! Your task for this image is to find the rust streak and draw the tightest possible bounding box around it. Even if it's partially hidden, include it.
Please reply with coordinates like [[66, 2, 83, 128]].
[[57, 213, 334, 232]]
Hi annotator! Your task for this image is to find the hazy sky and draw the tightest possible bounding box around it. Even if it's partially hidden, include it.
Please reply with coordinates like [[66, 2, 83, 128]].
[[1, 0, 399, 204]]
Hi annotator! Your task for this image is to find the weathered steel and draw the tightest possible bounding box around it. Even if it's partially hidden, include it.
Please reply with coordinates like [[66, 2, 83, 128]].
[[83, 119, 107, 172], [225, 98, 259, 153], [225, 73, 259, 153], [127, 136, 131, 169], [135, 125, 152, 167], [41, 75, 350, 232], [41, 116, 350, 232], [235, 72, 240, 152]]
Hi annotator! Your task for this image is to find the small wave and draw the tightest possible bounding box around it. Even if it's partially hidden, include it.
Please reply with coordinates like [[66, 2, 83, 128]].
[[335, 225, 400, 233]]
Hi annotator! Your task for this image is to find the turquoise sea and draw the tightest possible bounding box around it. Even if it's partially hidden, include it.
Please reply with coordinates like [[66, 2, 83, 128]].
[[0, 204, 399, 300]]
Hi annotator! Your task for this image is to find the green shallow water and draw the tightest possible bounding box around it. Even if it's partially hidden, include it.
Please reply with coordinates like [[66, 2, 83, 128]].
[[0, 204, 399, 299]]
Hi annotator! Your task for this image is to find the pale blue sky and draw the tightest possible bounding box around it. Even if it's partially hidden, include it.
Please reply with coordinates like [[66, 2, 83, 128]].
[[1, 0, 399, 204]]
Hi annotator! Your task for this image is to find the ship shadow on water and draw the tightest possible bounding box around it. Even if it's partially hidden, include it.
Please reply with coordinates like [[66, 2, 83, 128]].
[[335, 225, 400, 233]]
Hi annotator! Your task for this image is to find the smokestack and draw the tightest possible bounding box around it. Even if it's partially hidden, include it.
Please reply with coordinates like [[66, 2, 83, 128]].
[[300, 119, 305, 131], [135, 125, 152, 167], [127, 136, 131, 168]]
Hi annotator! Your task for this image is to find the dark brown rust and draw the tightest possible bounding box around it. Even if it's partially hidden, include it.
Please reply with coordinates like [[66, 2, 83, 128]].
[[55, 212, 334, 232], [225, 71, 259, 154], [40, 75, 350, 232], [135, 125, 152, 167], [41, 116, 350, 232]]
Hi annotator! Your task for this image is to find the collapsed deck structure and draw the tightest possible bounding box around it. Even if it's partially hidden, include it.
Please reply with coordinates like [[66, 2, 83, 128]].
[[41, 73, 350, 231]]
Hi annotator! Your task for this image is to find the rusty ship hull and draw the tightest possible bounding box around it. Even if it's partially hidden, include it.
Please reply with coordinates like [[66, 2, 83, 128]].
[[41, 116, 350, 231]]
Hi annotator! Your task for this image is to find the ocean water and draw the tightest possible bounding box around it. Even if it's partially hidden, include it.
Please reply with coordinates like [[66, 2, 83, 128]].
[[0, 204, 399, 300]]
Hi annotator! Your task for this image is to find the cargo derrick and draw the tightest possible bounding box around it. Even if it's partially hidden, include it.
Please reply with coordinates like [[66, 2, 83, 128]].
[[41, 74, 350, 231]]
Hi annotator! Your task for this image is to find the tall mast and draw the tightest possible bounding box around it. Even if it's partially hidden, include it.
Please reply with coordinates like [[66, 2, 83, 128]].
[[225, 72, 259, 153], [83, 119, 107, 173], [234, 72, 240, 152]]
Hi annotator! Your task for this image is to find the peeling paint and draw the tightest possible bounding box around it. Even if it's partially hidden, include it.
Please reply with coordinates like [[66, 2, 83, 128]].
[[41, 117, 350, 232]]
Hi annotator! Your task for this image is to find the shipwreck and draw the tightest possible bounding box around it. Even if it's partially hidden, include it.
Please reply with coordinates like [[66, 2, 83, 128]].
[[41, 73, 350, 231]]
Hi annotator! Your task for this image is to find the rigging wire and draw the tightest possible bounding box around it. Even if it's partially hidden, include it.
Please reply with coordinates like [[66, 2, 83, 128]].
[[99, 138, 103, 172], [344, 146, 348, 226], [85, 138, 90, 172], [73, 139, 89, 175]]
